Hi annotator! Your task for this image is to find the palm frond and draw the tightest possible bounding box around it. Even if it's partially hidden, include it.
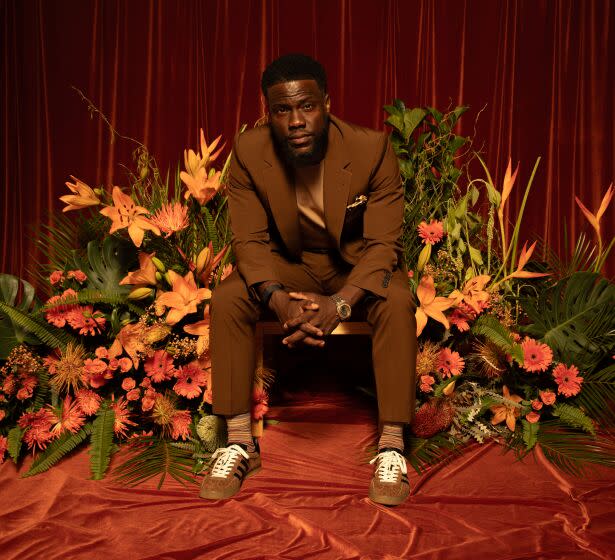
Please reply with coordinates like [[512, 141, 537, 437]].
[[89, 403, 116, 480], [552, 403, 596, 434], [23, 424, 93, 477], [574, 363, 615, 426], [405, 434, 463, 475], [112, 436, 198, 488], [536, 422, 615, 477]]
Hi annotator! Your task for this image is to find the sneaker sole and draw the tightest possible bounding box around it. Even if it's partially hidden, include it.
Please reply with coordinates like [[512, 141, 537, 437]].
[[199, 465, 261, 500], [368, 487, 409, 506]]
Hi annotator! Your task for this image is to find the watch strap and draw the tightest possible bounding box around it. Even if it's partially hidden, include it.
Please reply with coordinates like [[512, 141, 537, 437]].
[[261, 283, 284, 307]]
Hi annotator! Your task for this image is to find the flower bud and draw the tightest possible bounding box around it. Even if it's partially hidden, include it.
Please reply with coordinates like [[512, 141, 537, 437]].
[[151, 256, 166, 272], [195, 246, 212, 275], [442, 380, 456, 396], [127, 287, 154, 300], [417, 244, 432, 272]]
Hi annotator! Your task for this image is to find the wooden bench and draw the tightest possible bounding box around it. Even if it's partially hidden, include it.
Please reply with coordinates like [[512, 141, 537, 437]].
[[252, 320, 373, 436]]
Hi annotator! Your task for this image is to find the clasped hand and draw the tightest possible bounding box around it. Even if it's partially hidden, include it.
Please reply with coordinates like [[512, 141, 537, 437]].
[[269, 291, 340, 349]]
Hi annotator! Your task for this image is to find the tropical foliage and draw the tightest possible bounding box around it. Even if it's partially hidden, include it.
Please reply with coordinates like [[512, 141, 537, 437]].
[[0, 101, 614, 484]]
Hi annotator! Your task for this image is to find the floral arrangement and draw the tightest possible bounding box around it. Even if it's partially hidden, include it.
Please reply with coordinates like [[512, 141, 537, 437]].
[[0, 100, 614, 485]]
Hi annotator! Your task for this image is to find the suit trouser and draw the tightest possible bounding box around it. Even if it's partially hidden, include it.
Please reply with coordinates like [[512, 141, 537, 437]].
[[210, 250, 417, 423]]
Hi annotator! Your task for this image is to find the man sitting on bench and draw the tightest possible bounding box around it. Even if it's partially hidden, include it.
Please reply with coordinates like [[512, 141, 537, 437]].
[[200, 53, 417, 506]]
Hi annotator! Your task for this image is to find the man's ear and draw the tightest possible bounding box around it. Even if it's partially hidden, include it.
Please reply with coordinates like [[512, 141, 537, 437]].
[[324, 94, 331, 114]]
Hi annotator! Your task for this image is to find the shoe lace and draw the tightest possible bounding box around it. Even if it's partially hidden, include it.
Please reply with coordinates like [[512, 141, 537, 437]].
[[369, 450, 407, 483], [209, 444, 249, 478]]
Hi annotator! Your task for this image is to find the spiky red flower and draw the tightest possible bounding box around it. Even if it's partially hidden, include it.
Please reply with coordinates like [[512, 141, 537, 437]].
[[411, 399, 456, 438]]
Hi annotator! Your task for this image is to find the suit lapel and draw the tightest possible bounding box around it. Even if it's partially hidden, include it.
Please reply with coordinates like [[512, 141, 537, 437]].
[[323, 118, 352, 248]]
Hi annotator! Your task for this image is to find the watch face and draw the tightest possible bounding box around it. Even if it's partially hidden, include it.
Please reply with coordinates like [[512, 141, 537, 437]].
[[339, 303, 352, 320]]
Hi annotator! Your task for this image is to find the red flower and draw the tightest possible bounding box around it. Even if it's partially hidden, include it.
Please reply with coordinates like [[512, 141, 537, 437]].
[[144, 350, 176, 383], [75, 389, 102, 415], [419, 375, 435, 393], [67, 270, 87, 283], [122, 377, 136, 391], [49, 271, 64, 285], [525, 411, 540, 424], [171, 410, 192, 440], [520, 337, 553, 373], [66, 305, 106, 336], [531, 399, 543, 411], [252, 388, 269, 421], [437, 348, 465, 378], [552, 363, 584, 397], [173, 362, 208, 399], [417, 220, 445, 245], [539, 390, 556, 406]]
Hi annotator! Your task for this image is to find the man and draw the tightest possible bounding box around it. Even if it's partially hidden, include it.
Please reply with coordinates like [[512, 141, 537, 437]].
[[200, 54, 417, 506]]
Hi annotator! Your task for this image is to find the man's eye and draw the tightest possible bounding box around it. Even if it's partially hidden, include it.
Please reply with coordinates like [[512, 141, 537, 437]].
[[275, 107, 288, 114], [303, 104, 313, 110]]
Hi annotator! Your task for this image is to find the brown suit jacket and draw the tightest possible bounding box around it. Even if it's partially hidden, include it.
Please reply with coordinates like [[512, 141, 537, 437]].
[[226, 114, 403, 299]]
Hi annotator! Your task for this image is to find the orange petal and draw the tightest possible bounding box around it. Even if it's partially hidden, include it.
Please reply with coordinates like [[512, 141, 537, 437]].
[[417, 275, 436, 306], [415, 308, 428, 336], [575, 196, 600, 236], [596, 183, 614, 222]]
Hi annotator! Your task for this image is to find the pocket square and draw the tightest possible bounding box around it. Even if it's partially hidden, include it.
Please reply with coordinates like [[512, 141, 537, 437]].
[[346, 194, 368, 210]]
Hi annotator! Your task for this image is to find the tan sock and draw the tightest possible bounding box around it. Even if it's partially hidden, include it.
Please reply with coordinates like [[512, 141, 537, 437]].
[[226, 412, 255, 452], [378, 422, 404, 453]]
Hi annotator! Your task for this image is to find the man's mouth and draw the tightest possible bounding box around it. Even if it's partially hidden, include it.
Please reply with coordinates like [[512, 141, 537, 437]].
[[288, 134, 312, 147]]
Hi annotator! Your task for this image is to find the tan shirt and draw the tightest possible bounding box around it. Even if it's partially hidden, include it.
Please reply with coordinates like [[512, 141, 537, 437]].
[[294, 161, 332, 249]]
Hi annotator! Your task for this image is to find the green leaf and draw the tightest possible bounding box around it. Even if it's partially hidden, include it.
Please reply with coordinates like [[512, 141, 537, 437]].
[[574, 363, 615, 426], [89, 403, 116, 480], [85, 236, 136, 294], [522, 419, 540, 450], [384, 114, 405, 134], [468, 245, 484, 265], [42, 288, 144, 316], [0, 274, 41, 359], [402, 108, 427, 141], [472, 316, 515, 352], [552, 403, 596, 435], [7, 426, 24, 463], [23, 424, 93, 477], [113, 436, 198, 488], [406, 434, 463, 475]]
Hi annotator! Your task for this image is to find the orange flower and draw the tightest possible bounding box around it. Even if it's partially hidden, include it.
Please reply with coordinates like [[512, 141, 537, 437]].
[[490, 385, 523, 431], [120, 252, 158, 286], [184, 304, 210, 356], [415, 275, 453, 336], [155, 270, 211, 325], [437, 348, 465, 378], [108, 323, 148, 368], [552, 363, 584, 397], [520, 337, 553, 373], [150, 202, 189, 237], [180, 129, 225, 205], [60, 176, 100, 212], [99, 186, 160, 247], [448, 275, 491, 313], [575, 183, 613, 245], [417, 220, 445, 245], [496, 241, 550, 284]]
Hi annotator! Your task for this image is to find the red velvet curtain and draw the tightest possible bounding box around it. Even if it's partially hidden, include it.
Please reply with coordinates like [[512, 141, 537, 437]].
[[1, 0, 613, 281]]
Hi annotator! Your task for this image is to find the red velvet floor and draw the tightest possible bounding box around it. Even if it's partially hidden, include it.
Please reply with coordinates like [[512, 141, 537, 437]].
[[1, 389, 614, 560]]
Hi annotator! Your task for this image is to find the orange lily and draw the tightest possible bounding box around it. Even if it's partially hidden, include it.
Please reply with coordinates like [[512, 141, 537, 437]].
[[490, 385, 523, 431], [415, 275, 454, 336], [99, 187, 160, 247], [180, 129, 225, 206], [108, 323, 147, 368], [184, 304, 210, 356], [156, 270, 211, 325], [119, 252, 158, 286], [448, 274, 491, 312], [575, 183, 614, 254], [60, 176, 100, 212]]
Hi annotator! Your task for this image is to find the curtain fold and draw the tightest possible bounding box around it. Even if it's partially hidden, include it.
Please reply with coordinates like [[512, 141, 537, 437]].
[[1, 0, 613, 281]]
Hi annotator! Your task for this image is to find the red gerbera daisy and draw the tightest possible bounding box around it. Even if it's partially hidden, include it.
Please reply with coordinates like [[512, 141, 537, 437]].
[[144, 350, 176, 383], [417, 220, 445, 245], [437, 348, 465, 378], [552, 363, 584, 397], [520, 337, 553, 373]]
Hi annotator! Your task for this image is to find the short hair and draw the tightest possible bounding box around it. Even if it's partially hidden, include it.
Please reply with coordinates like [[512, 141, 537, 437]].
[[261, 54, 327, 98]]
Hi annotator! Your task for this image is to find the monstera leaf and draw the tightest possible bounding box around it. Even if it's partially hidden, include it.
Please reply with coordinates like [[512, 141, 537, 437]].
[[521, 272, 615, 369], [84, 236, 136, 294]]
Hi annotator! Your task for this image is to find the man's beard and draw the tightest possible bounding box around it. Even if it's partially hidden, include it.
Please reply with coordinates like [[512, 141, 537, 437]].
[[274, 117, 329, 167]]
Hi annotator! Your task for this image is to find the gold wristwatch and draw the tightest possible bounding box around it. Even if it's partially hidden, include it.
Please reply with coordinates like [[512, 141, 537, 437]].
[[330, 294, 352, 321]]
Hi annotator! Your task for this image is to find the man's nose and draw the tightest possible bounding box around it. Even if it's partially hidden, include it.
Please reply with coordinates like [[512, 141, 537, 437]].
[[289, 108, 305, 129]]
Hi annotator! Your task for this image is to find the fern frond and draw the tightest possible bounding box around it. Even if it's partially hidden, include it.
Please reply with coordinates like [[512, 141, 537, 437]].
[[113, 436, 197, 488], [552, 403, 596, 434], [472, 315, 515, 351], [406, 434, 463, 475], [7, 426, 24, 462], [89, 403, 116, 480], [202, 207, 221, 253], [23, 424, 93, 477], [42, 289, 144, 315], [522, 419, 540, 450], [0, 302, 74, 350], [32, 369, 50, 411]]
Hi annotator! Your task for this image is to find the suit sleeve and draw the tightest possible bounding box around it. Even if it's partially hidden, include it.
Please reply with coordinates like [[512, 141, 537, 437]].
[[227, 133, 280, 289], [345, 132, 403, 299]]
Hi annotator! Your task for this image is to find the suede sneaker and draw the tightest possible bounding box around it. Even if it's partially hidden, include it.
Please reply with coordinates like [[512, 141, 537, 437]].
[[199, 443, 261, 500], [368, 448, 410, 506]]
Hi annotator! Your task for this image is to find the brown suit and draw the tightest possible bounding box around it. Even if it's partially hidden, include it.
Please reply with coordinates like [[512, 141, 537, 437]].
[[210, 115, 417, 422]]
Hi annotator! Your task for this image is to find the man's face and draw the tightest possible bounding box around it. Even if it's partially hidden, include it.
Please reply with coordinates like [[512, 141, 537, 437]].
[[266, 79, 330, 167]]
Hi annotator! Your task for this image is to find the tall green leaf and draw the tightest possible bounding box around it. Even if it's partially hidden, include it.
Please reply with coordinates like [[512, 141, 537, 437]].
[[89, 403, 116, 480], [7, 426, 24, 463]]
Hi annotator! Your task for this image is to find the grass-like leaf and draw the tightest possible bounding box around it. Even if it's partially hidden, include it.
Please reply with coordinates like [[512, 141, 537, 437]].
[[7, 426, 24, 463], [89, 403, 116, 480], [112, 436, 198, 489], [23, 423, 93, 477]]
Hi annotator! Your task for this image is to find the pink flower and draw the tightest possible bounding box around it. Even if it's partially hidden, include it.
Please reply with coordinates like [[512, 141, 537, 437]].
[[0, 435, 7, 464], [173, 362, 208, 399], [170, 410, 192, 440], [141, 395, 156, 412], [150, 202, 189, 237], [109, 397, 137, 437], [417, 220, 445, 245], [44, 289, 80, 327], [2, 375, 17, 395], [83, 358, 112, 389], [140, 377, 152, 389], [552, 363, 584, 397], [252, 388, 269, 421], [95, 346, 109, 359], [16, 376, 38, 401], [144, 350, 175, 382], [51, 395, 85, 434], [539, 390, 556, 406], [118, 357, 133, 373], [126, 388, 141, 401], [0, 410, 6, 422], [407, 270, 414, 279], [18, 409, 58, 450], [420, 374, 436, 393], [437, 348, 465, 378], [75, 389, 102, 415], [67, 270, 88, 283], [525, 411, 540, 424], [67, 306, 106, 336], [520, 337, 553, 373], [122, 377, 136, 391], [49, 271, 65, 285], [531, 399, 543, 411]]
